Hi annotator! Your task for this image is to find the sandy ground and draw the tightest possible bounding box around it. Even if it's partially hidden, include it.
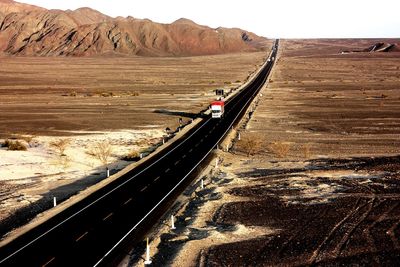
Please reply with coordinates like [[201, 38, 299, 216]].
[[127, 39, 400, 266]]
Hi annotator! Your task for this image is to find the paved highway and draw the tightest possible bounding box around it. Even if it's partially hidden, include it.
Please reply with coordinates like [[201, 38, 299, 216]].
[[0, 40, 279, 267]]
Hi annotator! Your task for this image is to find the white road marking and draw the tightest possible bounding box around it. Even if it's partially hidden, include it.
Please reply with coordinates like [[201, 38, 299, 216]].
[[140, 186, 148, 192], [165, 168, 170, 173], [102, 213, 113, 221], [75, 231, 88, 242], [42, 257, 55, 267], [174, 160, 180, 166], [123, 198, 132, 205], [182, 154, 187, 159], [154, 176, 160, 182]]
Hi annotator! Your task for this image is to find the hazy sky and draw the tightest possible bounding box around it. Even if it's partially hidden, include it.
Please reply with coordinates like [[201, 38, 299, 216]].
[[19, 0, 400, 38]]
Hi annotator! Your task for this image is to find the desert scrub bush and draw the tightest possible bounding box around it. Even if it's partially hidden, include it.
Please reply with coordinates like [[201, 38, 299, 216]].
[[19, 135, 36, 147], [239, 133, 264, 156], [268, 141, 291, 158], [87, 142, 113, 164], [5, 140, 28, 151], [50, 139, 71, 156], [130, 91, 139, 96], [121, 150, 140, 161]]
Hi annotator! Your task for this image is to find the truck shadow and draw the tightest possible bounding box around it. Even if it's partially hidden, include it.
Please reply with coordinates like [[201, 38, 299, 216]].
[[153, 109, 199, 119]]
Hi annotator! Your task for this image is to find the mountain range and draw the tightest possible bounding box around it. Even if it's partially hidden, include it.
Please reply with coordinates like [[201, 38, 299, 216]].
[[0, 0, 269, 56]]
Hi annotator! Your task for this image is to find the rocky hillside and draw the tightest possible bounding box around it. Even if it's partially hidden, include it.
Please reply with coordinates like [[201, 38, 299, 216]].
[[0, 0, 268, 56]]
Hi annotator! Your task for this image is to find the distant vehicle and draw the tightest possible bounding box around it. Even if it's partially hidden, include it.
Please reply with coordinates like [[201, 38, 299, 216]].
[[211, 100, 225, 118], [215, 89, 224, 96]]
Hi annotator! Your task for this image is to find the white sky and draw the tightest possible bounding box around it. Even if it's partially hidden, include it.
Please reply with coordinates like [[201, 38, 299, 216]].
[[19, 0, 400, 38]]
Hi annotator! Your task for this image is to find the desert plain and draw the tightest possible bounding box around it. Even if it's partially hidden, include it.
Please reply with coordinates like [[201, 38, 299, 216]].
[[0, 51, 268, 239], [124, 39, 400, 266]]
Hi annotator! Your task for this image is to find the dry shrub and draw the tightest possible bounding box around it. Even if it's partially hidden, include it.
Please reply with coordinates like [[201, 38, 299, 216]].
[[239, 133, 264, 156], [87, 142, 113, 164], [50, 139, 71, 156], [268, 141, 291, 158], [2, 139, 12, 148], [52, 155, 71, 169], [4, 140, 27, 151], [122, 150, 140, 161], [19, 135, 36, 147]]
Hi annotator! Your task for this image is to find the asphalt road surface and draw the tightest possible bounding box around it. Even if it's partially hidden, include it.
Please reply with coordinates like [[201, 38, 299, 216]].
[[0, 40, 279, 267]]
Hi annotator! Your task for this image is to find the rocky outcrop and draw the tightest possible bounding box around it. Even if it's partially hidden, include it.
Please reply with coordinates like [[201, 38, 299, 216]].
[[342, 42, 400, 54]]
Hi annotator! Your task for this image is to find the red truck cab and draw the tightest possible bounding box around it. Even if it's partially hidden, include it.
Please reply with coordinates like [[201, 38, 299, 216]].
[[211, 100, 225, 118]]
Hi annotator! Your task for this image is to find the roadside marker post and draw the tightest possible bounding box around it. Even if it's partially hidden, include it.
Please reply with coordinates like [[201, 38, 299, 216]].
[[171, 215, 176, 230], [238, 132, 241, 141], [53, 197, 57, 207], [106, 167, 110, 178], [215, 158, 218, 168], [144, 238, 152, 265], [140, 153, 143, 159], [201, 179, 204, 189]]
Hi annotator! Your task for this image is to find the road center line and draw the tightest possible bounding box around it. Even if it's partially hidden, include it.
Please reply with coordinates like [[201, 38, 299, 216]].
[[42, 257, 55, 267], [102, 213, 113, 221], [165, 168, 170, 173], [123, 198, 132, 205], [174, 160, 180, 165], [75, 231, 88, 242], [140, 186, 148, 192]]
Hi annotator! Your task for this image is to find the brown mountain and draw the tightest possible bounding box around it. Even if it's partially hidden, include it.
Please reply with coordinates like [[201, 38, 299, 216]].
[[0, 0, 268, 56], [0, 0, 44, 15]]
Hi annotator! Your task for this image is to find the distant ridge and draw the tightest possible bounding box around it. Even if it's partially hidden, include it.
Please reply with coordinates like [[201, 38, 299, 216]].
[[0, 0, 269, 56]]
